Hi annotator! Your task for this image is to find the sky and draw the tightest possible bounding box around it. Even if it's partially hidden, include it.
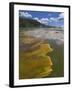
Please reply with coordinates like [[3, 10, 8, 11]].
[[19, 10, 64, 27]]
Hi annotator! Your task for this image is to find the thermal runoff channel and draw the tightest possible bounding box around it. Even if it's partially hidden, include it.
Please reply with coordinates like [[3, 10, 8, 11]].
[[19, 10, 64, 79]]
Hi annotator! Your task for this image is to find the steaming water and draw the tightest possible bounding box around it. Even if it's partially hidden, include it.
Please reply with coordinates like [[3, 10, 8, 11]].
[[24, 28, 64, 45]]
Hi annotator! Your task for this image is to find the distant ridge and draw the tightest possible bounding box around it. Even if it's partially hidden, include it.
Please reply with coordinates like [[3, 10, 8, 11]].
[[19, 17, 63, 29]]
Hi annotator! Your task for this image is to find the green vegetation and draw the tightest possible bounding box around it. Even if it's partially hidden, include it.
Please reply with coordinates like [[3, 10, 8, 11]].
[[19, 17, 42, 28], [19, 17, 63, 29]]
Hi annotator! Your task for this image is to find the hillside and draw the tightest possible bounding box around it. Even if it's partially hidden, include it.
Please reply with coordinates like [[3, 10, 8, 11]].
[[19, 17, 63, 30], [19, 17, 44, 28], [19, 17, 55, 28]]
